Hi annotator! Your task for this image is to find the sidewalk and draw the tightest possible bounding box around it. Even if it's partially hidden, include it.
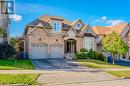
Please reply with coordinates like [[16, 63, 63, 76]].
[[99, 68, 130, 71], [0, 67, 130, 74]]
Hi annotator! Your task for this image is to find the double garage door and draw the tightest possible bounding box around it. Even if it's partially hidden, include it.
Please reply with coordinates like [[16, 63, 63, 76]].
[[31, 44, 64, 59]]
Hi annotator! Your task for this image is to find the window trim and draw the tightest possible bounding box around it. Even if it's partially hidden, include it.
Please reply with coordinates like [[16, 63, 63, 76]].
[[53, 21, 61, 32]]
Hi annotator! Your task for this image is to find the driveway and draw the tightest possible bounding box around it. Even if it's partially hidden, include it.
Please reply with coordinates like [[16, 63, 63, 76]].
[[32, 58, 93, 71], [32, 59, 118, 86]]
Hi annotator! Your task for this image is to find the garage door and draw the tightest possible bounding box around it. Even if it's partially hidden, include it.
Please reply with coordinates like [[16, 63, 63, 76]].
[[50, 43, 64, 58], [31, 44, 48, 59]]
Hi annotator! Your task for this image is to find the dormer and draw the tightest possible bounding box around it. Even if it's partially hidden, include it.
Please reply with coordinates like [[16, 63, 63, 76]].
[[85, 28, 92, 33], [72, 19, 83, 30], [49, 17, 63, 32]]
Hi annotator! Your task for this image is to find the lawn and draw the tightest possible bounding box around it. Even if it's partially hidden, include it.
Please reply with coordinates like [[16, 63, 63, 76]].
[[0, 74, 39, 85], [107, 71, 130, 78], [76, 59, 127, 68], [0, 59, 34, 70]]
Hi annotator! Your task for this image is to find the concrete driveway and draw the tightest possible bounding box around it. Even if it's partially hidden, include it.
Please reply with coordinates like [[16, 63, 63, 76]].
[[32, 59, 118, 86], [32, 58, 91, 71]]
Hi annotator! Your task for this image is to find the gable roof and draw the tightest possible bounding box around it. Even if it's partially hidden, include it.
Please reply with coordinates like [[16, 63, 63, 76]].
[[92, 22, 129, 35], [27, 15, 72, 29], [110, 22, 128, 34], [27, 19, 52, 28]]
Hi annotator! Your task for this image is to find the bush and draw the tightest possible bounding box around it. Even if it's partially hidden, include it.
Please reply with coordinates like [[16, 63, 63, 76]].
[[75, 48, 87, 59], [87, 49, 98, 59], [75, 52, 87, 59], [0, 42, 16, 59], [97, 52, 107, 62], [80, 48, 87, 52]]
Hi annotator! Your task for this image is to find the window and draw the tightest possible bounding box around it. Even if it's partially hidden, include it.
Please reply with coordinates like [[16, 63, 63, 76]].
[[86, 29, 89, 33], [53, 22, 61, 32], [77, 23, 80, 27], [85, 39, 93, 50]]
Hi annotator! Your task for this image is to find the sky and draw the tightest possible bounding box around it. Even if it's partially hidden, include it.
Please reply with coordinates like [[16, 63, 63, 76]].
[[10, 0, 130, 37]]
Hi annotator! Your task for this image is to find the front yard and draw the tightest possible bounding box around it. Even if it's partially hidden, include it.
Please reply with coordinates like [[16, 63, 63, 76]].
[[0, 59, 34, 70], [76, 59, 127, 68], [0, 74, 39, 85], [107, 71, 130, 78]]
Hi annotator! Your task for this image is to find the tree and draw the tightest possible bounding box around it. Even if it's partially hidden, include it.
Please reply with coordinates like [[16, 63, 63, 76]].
[[0, 42, 16, 59], [0, 27, 7, 38], [10, 37, 24, 52], [102, 31, 128, 64]]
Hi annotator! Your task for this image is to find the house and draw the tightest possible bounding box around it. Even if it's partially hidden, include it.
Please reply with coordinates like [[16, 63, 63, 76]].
[[24, 15, 96, 59], [92, 23, 130, 60]]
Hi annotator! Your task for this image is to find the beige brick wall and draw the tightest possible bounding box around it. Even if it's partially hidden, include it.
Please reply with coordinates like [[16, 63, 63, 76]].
[[76, 37, 83, 52], [25, 27, 64, 57], [25, 26, 96, 58]]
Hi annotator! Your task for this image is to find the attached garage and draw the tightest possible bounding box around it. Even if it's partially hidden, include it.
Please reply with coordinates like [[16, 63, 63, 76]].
[[31, 44, 48, 59], [30, 43, 64, 59], [50, 43, 64, 58]]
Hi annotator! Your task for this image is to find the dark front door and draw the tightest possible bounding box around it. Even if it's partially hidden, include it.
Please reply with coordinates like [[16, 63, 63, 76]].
[[65, 39, 76, 53]]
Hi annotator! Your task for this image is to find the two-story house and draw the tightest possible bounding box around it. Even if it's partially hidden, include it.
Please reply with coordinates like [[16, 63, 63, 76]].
[[24, 15, 96, 59]]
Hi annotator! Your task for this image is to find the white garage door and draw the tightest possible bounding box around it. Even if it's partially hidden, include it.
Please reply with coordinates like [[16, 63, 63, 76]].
[[50, 43, 64, 58], [31, 44, 48, 59]]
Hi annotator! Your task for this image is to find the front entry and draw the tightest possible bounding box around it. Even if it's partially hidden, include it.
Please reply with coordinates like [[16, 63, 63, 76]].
[[64, 39, 76, 53]]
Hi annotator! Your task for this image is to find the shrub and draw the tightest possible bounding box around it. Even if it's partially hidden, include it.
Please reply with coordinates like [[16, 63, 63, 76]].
[[87, 49, 98, 59], [0, 42, 16, 59], [75, 52, 87, 59], [80, 48, 87, 52], [97, 52, 107, 62]]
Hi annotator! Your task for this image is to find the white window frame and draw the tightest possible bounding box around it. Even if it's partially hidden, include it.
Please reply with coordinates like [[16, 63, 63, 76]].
[[53, 22, 61, 32], [85, 39, 93, 50]]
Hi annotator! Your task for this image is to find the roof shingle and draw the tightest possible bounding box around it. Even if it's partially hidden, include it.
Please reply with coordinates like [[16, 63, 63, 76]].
[[92, 23, 128, 35]]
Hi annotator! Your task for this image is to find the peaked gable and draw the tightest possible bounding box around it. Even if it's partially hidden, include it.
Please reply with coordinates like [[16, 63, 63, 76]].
[[64, 28, 77, 40], [28, 23, 50, 35], [80, 25, 96, 36], [72, 19, 84, 30]]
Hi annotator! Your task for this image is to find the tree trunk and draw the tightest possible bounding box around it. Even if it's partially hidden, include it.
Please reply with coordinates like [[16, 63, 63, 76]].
[[112, 54, 115, 64]]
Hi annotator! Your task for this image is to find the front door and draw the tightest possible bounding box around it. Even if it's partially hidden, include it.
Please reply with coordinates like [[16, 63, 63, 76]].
[[65, 39, 76, 53]]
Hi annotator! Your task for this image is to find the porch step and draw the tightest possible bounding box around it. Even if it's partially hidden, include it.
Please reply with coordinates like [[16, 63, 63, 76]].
[[65, 53, 75, 59]]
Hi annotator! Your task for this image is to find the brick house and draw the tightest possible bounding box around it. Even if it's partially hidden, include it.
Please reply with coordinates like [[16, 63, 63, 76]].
[[24, 15, 96, 59]]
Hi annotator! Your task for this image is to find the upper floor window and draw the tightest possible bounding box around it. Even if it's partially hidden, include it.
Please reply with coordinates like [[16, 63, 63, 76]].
[[77, 23, 80, 27], [53, 22, 61, 32], [86, 29, 90, 33]]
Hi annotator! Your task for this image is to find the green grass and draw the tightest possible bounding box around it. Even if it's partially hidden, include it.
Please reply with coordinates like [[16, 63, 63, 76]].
[[107, 71, 130, 78], [0, 60, 34, 70], [76, 59, 127, 68], [0, 74, 39, 85]]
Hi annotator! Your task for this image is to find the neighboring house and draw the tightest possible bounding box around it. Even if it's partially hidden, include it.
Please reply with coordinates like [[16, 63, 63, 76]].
[[24, 15, 96, 59], [92, 23, 130, 60]]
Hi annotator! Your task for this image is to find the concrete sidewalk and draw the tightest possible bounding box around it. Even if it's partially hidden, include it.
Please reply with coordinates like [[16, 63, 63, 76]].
[[0, 67, 129, 74], [99, 68, 130, 71]]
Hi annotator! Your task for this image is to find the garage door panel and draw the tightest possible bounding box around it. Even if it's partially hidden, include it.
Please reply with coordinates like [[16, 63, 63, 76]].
[[31, 44, 48, 59], [50, 44, 64, 58]]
